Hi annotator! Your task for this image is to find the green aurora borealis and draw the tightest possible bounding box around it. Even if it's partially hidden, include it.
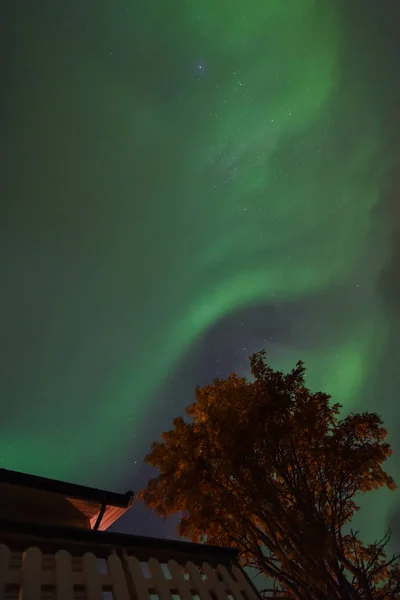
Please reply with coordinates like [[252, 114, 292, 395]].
[[1, 0, 399, 540]]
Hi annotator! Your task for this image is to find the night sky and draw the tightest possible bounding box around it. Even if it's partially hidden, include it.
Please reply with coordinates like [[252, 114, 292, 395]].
[[1, 0, 399, 547]]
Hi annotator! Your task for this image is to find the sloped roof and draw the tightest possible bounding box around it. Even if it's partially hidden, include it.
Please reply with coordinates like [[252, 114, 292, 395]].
[[0, 468, 134, 531]]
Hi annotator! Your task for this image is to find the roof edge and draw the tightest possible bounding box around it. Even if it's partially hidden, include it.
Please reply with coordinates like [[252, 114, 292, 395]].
[[0, 517, 239, 564], [0, 468, 134, 508]]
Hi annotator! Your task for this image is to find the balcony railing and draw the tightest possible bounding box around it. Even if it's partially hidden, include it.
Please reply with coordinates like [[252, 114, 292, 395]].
[[0, 518, 261, 600]]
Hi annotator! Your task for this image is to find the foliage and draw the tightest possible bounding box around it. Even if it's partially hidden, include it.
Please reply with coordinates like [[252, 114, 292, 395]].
[[139, 351, 399, 600]]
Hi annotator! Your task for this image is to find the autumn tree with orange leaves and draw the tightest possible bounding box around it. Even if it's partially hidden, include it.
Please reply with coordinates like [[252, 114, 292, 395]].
[[139, 351, 400, 600]]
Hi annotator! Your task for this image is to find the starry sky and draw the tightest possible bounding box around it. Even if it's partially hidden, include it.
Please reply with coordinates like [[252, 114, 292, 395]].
[[1, 0, 399, 546]]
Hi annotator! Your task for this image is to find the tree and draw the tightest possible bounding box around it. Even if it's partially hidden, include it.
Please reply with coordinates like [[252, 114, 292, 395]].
[[139, 351, 400, 600]]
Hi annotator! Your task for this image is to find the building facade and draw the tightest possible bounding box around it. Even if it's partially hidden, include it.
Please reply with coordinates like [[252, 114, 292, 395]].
[[0, 468, 260, 600]]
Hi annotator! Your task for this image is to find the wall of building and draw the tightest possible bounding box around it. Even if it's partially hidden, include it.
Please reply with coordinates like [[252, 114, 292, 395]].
[[0, 483, 90, 529]]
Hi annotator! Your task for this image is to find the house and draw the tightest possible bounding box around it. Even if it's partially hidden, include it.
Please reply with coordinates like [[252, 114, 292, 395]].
[[0, 467, 134, 533], [0, 468, 260, 600]]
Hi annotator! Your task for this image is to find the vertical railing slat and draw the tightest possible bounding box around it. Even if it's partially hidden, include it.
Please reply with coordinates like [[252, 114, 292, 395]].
[[107, 554, 130, 600], [167, 560, 192, 600], [127, 556, 150, 600], [0, 545, 10, 600], [55, 550, 74, 600], [148, 558, 172, 600], [83, 552, 103, 600], [185, 561, 213, 600], [231, 566, 260, 600], [19, 547, 42, 600], [217, 565, 245, 600], [202, 562, 228, 600]]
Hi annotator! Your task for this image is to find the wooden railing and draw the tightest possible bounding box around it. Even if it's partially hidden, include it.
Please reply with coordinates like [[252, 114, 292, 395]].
[[0, 542, 259, 600]]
